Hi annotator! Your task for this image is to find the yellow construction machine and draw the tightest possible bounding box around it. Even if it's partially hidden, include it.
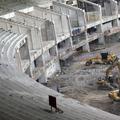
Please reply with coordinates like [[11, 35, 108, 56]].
[[107, 60, 120, 102], [96, 58, 120, 101], [97, 75, 118, 90], [108, 90, 120, 102], [97, 57, 119, 90], [85, 52, 117, 66]]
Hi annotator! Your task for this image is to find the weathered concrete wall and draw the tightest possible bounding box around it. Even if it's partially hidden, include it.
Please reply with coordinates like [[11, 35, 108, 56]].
[[102, 22, 112, 32], [28, 6, 70, 42], [53, 2, 85, 29], [45, 59, 60, 78]]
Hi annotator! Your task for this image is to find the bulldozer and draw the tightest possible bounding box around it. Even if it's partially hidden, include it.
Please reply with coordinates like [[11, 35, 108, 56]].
[[85, 52, 117, 66]]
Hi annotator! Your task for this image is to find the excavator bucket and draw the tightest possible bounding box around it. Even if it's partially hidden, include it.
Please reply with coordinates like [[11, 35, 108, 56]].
[[108, 90, 120, 102]]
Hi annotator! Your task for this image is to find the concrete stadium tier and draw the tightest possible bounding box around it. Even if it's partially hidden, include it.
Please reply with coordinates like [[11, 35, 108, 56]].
[[0, 0, 120, 120]]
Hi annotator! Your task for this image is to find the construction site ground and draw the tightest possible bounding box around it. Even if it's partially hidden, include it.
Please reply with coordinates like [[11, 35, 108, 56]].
[[47, 42, 120, 116]]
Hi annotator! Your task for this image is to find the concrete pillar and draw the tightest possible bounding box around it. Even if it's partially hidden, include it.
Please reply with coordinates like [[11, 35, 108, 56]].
[[55, 45, 59, 57], [83, 42, 90, 52], [110, 0, 118, 15], [66, 15, 72, 36], [116, 19, 119, 26], [42, 54, 48, 83], [98, 36, 105, 45], [15, 49, 22, 72], [84, 29, 90, 52], [60, 15, 65, 35], [98, 5, 105, 45], [31, 28, 42, 49], [112, 19, 119, 27], [69, 37, 73, 49], [97, 24, 105, 45], [82, 9, 90, 52], [104, 2, 112, 16], [55, 45, 61, 72]]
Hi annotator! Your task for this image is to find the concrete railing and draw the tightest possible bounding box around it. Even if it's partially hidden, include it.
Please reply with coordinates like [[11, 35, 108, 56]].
[[86, 11, 100, 23]]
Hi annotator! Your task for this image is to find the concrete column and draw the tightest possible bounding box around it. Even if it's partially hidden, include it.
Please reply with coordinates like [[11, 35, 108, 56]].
[[60, 15, 64, 35], [98, 5, 105, 45], [66, 15, 72, 36], [31, 28, 41, 49], [69, 36, 73, 49], [55, 45, 59, 57], [65, 15, 74, 50], [116, 19, 119, 26], [52, 22, 58, 44], [112, 19, 119, 27], [55, 45, 61, 72], [30, 62, 35, 78], [27, 29, 33, 50], [104, 2, 112, 16], [15, 49, 22, 72], [98, 35, 105, 45], [83, 42, 90, 52], [97, 24, 105, 45], [110, 0, 118, 15], [37, 28, 43, 49], [84, 30, 90, 52], [42, 54, 48, 83], [83, 9, 90, 52]]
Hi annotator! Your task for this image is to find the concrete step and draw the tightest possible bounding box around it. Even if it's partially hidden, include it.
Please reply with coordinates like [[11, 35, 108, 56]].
[[7, 34, 26, 64], [1, 34, 21, 62], [0, 31, 10, 39], [0, 33, 16, 58]]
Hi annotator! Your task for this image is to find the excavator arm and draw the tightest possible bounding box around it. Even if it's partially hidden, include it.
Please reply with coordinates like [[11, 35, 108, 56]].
[[107, 59, 120, 101], [106, 59, 120, 78], [97, 57, 119, 90]]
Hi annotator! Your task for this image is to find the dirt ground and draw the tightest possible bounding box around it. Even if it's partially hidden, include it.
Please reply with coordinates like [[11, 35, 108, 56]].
[[47, 42, 120, 116]]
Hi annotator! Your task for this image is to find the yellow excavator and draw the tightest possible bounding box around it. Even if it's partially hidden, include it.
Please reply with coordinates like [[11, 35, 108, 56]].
[[97, 57, 120, 101], [107, 60, 120, 102], [85, 52, 117, 66], [97, 57, 119, 90]]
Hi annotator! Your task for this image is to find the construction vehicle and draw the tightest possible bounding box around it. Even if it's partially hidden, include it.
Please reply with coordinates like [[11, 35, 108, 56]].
[[107, 59, 120, 102], [85, 52, 117, 66], [97, 75, 118, 90], [108, 90, 120, 102], [96, 57, 120, 101], [97, 57, 119, 90], [97, 77, 113, 90]]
